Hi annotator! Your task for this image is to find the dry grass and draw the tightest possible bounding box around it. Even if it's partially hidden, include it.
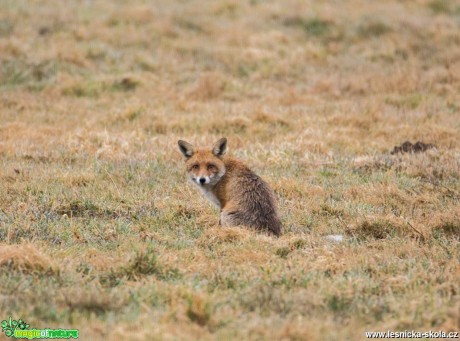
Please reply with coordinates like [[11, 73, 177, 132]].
[[0, 243, 58, 275], [0, 0, 459, 340]]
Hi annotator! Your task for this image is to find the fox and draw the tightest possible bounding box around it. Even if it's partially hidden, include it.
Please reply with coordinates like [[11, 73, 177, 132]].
[[177, 137, 282, 236]]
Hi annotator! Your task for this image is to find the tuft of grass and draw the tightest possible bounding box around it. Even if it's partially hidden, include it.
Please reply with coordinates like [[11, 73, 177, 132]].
[[428, 0, 452, 14], [435, 222, 459, 239], [122, 246, 164, 280], [64, 287, 127, 316], [385, 93, 423, 109], [62, 81, 104, 97], [283, 17, 332, 37], [57, 199, 100, 217], [351, 218, 411, 240], [186, 295, 212, 327], [99, 245, 180, 286], [275, 247, 290, 258], [175, 18, 204, 33], [356, 21, 392, 39], [187, 72, 227, 100], [0, 19, 14, 37], [199, 227, 249, 248], [110, 77, 140, 92], [0, 244, 58, 276], [0, 60, 58, 90], [62, 77, 140, 97], [432, 212, 460, 240], [328, 294, 353, 312]]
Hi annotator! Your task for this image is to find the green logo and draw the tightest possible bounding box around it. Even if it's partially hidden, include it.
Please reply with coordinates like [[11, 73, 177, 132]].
[[1, 317, 78, 339]]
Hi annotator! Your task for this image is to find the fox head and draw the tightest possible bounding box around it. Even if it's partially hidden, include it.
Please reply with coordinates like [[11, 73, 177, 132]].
[[178, 137, 227, 186]]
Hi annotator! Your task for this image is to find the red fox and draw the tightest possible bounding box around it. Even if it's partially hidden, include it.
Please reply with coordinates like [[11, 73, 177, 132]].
[[177, 137, 282, 236]]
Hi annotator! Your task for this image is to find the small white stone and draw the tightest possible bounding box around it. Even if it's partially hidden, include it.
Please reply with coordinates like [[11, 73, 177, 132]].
[[325, 234, 344, 243]]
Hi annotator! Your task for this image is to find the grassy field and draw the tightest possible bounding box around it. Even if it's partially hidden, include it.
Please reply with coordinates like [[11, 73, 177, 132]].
[[1, 0, 459, 340]]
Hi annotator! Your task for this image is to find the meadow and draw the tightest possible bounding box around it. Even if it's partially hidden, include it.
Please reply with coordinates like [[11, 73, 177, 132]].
[[0, 0, 459, 339]]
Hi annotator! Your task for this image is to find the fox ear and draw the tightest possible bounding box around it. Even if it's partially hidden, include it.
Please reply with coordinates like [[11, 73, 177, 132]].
[[212, 137, 227, 156], [178, 140, 194, 158]]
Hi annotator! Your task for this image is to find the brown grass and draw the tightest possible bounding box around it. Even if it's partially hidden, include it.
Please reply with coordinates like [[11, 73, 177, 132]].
[[0, 243, 58, 275], [0, 0, 459, 340]]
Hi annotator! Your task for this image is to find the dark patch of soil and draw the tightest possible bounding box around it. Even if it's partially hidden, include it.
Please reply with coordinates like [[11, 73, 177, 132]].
[[390, 141, 435, 155]]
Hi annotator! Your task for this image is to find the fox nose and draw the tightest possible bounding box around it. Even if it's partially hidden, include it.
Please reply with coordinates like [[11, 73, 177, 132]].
[[199, 177, 206, 184]]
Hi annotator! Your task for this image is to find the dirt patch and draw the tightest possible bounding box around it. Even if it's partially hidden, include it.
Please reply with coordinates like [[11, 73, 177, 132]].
[[347, 217, 414, 240], [56, 200, 116, 218], [390, 141, 435, 155]]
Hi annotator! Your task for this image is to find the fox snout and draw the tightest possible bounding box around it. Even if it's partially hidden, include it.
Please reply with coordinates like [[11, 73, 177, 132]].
[[185, 163, 223, 186], [196, 176, 210, 185]]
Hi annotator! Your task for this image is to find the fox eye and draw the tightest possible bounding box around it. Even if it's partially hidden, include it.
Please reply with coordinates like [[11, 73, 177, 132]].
[[207, 164, 216, 171], [192, 164, 199, 170]]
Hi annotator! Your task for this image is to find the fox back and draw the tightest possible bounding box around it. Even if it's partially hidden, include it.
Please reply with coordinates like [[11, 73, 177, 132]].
[[178, 137, 282, 236]]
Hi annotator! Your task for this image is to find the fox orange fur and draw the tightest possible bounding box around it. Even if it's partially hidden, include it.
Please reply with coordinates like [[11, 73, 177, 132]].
[[177, 137, 282, 236]]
